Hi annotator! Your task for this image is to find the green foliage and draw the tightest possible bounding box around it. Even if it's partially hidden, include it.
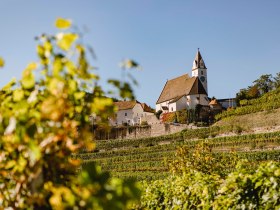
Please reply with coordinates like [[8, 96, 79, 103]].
[[236, 74, 275, 106], [186, 109, 196, 123], [80, 126, 280, 181], [213, 161, 280, 209], [155, 110, 162, 119], [175, 109, 188, 124], [140, 120, 148, 126], [168, 143, 238, 177], [216, 87, 280, 121], [254, 74, 273, 95], [0, 18, 140, 209], [273, 72, 280, 89], [140, 171, 220, 210], [139, 161, 280, 209], [93, 132, 183, 151], [161, 112, 176, 123]]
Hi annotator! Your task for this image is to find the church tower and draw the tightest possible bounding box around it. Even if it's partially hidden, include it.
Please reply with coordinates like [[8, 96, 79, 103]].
[[191, 49, 208, 95]]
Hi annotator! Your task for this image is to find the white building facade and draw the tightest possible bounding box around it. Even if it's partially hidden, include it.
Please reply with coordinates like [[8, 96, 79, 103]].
[[112, 101, 154, 126]]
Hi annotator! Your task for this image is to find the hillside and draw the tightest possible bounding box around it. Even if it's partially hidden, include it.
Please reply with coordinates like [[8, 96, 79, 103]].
[[77, 128, 280, 181], [214, 87, 280, 133], [215, 108, 280, 133], [76, 88, 280, 181]]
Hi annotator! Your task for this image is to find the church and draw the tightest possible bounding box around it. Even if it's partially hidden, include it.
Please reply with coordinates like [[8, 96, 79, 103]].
[[156, 49, 209, 113]]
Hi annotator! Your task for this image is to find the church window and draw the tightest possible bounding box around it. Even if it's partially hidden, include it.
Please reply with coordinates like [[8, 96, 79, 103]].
[[201, 71, 203, 75], [125, 113, 127, 116], [171, 107, 173, 112]]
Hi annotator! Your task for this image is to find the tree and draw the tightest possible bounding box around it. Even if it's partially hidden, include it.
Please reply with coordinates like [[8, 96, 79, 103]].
[[273, 72, 280, 89], [236, 88, 248, 106], [253, 74, 273, 95], [0, 18, 140, 209], [247, 85, 260, 99]]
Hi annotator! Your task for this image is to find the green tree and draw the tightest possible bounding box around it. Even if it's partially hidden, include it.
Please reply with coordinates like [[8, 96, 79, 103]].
[[236, 88, 249, 106], [253, 74, 273, 95], [273, 72, 280, 89], [0, 18, 140, 209], [247, 85, 260, 99]]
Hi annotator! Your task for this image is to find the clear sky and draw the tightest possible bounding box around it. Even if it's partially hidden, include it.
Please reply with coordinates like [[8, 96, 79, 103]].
[[1, 1, 280, 107]]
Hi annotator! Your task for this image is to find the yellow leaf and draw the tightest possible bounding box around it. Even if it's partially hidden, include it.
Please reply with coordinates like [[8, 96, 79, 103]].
[[57, 33, 78, 51], [26, 62, 37, 71], [74, 91, 85, 100], [0, 57, 4, 68], [5, 160, 16, 169], [13, 89, 25, 102], [2, 78, 16, 90], [55, 18, 72, 29], [22, 66, 35, 89]]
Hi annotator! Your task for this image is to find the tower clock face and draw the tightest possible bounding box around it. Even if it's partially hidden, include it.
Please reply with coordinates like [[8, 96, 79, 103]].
[[200, 76, 205, 82]]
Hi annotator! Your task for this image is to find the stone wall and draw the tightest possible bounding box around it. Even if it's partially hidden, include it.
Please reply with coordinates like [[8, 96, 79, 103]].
[[94, 126, 152, 140], [94, 122, 191, 140]]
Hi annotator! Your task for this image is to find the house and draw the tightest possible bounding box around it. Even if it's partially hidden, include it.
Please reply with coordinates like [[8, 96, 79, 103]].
[[141, 103, 154, 116], [156, 49, 209, 112], [209, 98, 223, 114], [111, 100, 154, 126]]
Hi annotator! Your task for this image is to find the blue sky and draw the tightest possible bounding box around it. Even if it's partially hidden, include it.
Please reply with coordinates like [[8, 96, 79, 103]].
[[0, 1, 280, 107]]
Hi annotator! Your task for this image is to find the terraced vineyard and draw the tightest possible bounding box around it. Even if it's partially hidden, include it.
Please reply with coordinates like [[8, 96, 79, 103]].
[[76, 129, 280, 180]]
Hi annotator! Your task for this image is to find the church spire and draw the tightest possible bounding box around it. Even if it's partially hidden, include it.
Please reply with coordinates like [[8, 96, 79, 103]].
[[192, 48, 206, 70], [191, 48, 208, 95]]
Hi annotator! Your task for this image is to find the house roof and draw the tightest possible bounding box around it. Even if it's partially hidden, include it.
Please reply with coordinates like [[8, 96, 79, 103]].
[[114, 100, 140, 110], [209, 99, 221, 105], [169, 95, 184, 104], [156, 74, 207, 104], [192, 49, 206, 70], [141, 103, 154, 113], [189, 77, 208, 95]]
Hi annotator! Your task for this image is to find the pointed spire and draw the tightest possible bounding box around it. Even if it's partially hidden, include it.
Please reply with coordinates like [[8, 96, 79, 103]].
[[192, 48, 206, 70]]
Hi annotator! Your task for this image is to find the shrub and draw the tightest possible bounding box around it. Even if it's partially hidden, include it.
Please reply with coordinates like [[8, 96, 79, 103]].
[[139, 162, 280, 209], [161, 112, 176, 123], [141, 121, 148, 126], [0, 18, 140, 209]]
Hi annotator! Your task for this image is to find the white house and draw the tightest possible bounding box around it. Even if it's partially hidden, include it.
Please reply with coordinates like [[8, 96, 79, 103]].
[[111, 100, 154, 126], [156, 49, 209, 112]]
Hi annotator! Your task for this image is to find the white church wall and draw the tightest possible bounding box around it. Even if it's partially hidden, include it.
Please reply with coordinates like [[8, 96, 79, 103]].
[[168, 102, 177, 112], [156, 97, 187, 113], [176, 96, 188, 111], [187, 94, 209, 109], [192, 67, 208, 95], [156, 101, 169, 112]]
